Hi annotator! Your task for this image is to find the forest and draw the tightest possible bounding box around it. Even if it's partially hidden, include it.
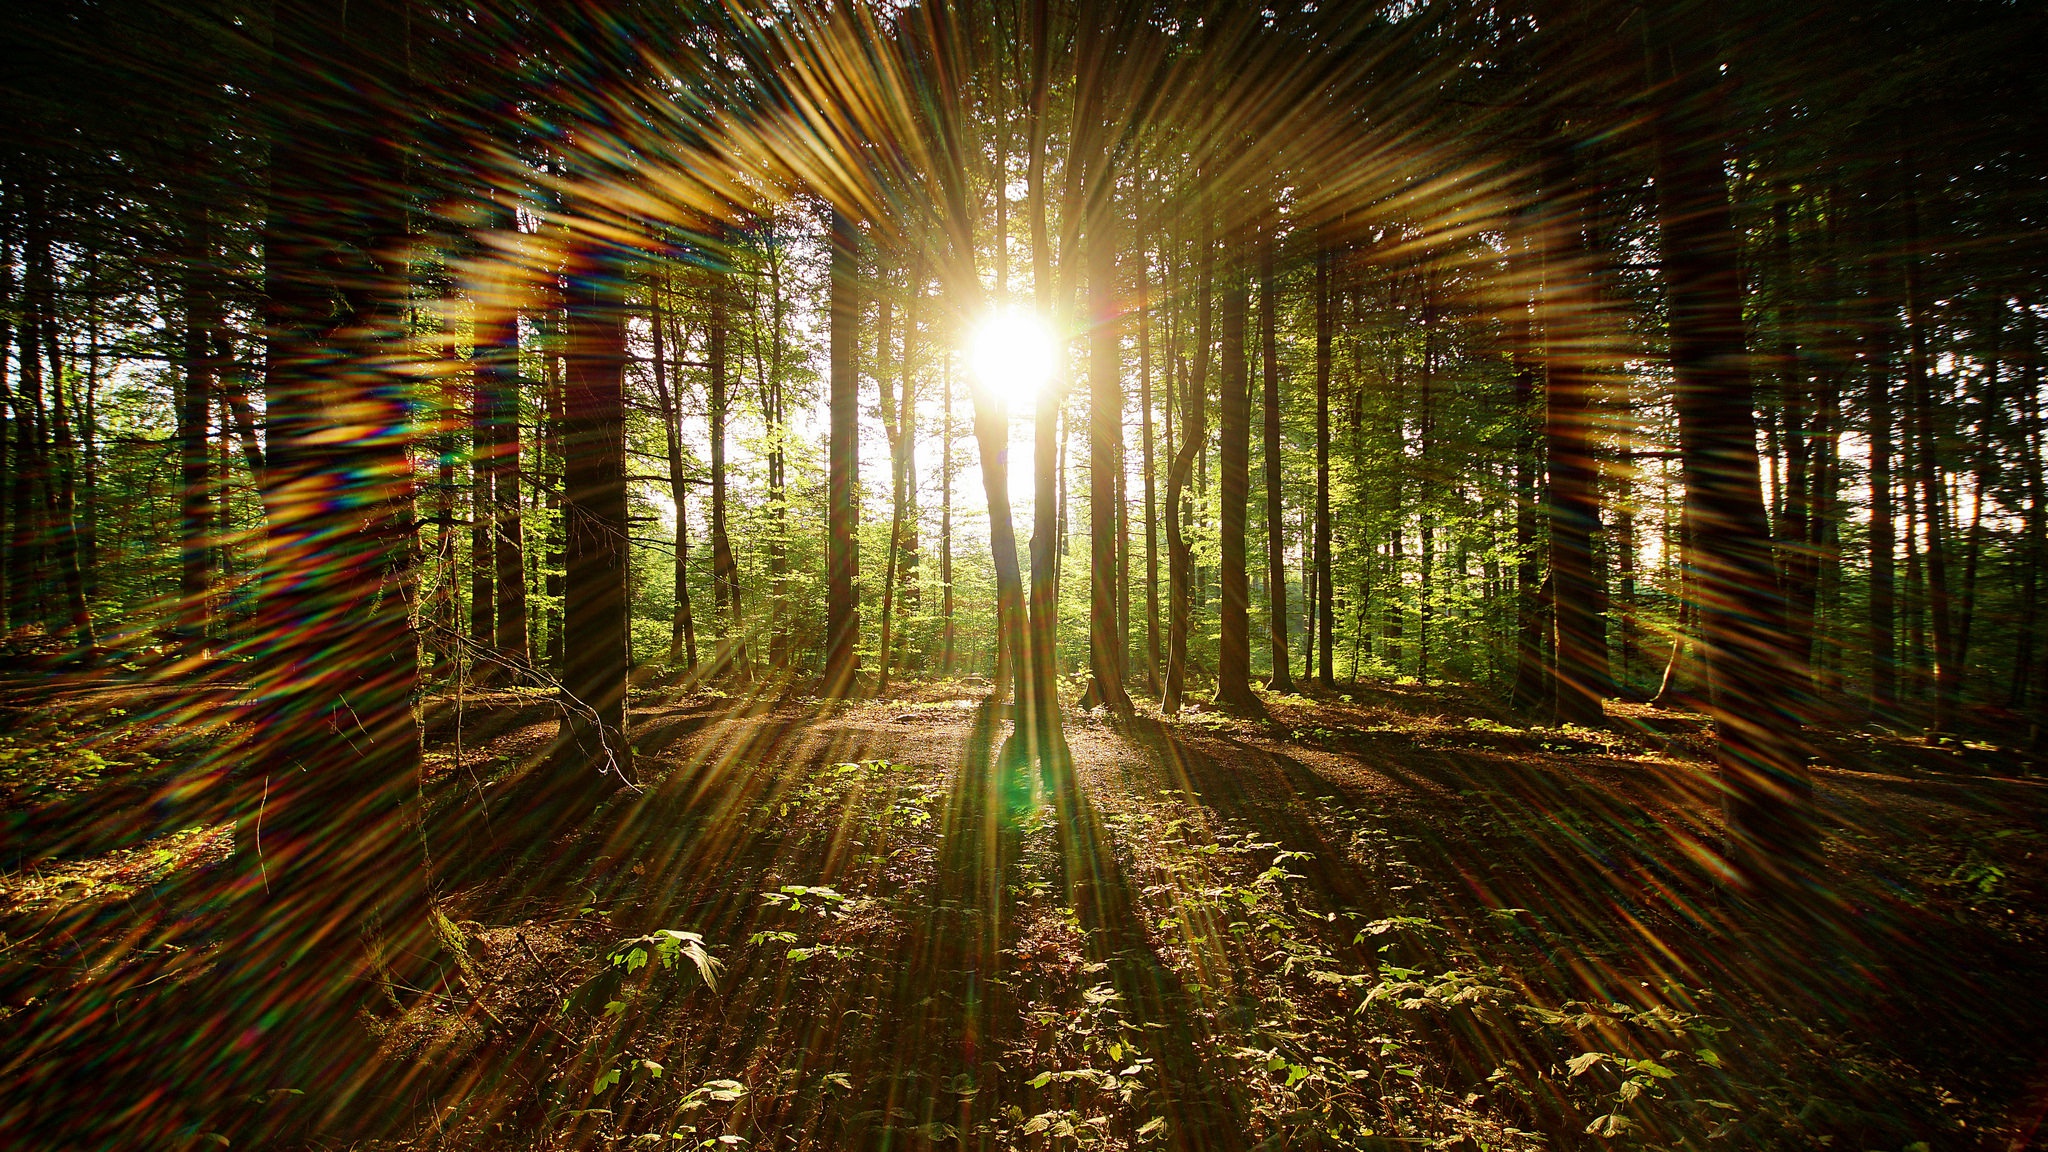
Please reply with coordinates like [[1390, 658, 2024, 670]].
[[0, 0, 2045, 1148]]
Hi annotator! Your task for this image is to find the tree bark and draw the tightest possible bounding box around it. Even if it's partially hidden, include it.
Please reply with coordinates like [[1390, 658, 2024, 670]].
[[1537, 144, 1609, 723], [1087, 206, 1132, 712], [709, 259, 745, 680], [1214, 236, 1261, 714], [1507, 208, 1550, 710], [218, 0, 432, 1124], [1314, 242, 1335, 686], [649, 277, 696, 671], [1261, 227, 1292, 693], [1164, 218, 1212, 713], [478, 197, 528, 670], [825, 209, 860, 695], [178, 219, 217, 645], [1652, 29, 1815, 900], [557, 242, 634, 791], [1903, 191, 1956, 732]]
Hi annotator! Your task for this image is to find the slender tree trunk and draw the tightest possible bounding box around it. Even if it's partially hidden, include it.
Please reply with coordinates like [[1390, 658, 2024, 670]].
[[1214, 235, 1260, 714], [1508, 209, 1550, 709], [650, 280, 696, 671], [1314, 243, 1336, 686], [710, 260, 744, 680], [1652, 29, 1815, 899], [479, 198, 528, 670], [1164, 217, 1213, 713], [469, 363, 494, 667], [178, 221, 217, 644], [0, 236, 12, 635], [1866, 244, 1898, 719], [1904, 192, 1956, 732], [36, 236, 90, 650], [1261, 228, 1292, 693], [1538, 144, 1610, 723], [1140, 218, 1161, 693], [941, 354, 956, 676], [2012, 305, 2043, 715], [1087, 206, 1133, 712], [825, 209, 860, 696]]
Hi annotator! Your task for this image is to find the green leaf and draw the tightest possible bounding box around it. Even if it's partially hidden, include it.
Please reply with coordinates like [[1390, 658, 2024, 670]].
[[1028, 1072, 1053, 1089], [593, 1067, 622, 1095]]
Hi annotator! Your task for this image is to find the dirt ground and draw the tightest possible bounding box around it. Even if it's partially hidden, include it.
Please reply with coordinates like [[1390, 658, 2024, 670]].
[[2, 675, 2045, 1151]]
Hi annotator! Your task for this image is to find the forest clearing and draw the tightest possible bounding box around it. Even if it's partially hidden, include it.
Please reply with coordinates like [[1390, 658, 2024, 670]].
[[3, 0, 2047, 1147], [2, 677, 2043, 1150]]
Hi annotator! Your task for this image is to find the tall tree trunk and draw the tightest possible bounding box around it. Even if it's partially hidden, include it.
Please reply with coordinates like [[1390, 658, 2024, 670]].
[[1773, 193, 1818, 689], [35, 235, 90, 651], [218, 0, 432, 1122], [1652, 28, 1815, 900], [2012, 305, 2043, 716], [1087, 206, 1133, 713], [1164, 218, 1213, 713], [479, 198, 528, 670], [1261, 227, 1292, 693], [0, 234, 13, 635], [1904, 192, 1956, 732], [1508, 208, 1550, 710], [825, 209, 860, 696], [178, 220, 217, 643], [708, 261, 744, 680], [1140, 217, 1161, 693], [469, 364, 494, 666], [650, 279, 696, 671], [1538, 144, 1610, 723], [557, 240, 634, 791], [1214, 236, 1260, 714], [941, 354, 956, 676], [1315, 242, 1335, 686], [1866, 240, 1898, 720]]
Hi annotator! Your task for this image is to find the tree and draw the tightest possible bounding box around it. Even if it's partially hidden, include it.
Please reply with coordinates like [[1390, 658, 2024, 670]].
[[825, 208, 860, 696], [1651, 16, 1815, 901], [557, 236, 634, 792], [1213, 228, 1262, 714]]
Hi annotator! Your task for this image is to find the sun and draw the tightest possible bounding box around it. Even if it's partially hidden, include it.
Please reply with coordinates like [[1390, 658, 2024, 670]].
[[966, 308, 1058, 408]]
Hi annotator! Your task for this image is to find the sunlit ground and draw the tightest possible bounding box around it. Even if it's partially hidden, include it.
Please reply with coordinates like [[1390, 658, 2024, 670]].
[[0, 668, 2042, 1150]]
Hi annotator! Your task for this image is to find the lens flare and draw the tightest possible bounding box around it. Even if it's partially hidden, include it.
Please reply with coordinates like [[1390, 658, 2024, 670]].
[[966, 309, 1057, 408]]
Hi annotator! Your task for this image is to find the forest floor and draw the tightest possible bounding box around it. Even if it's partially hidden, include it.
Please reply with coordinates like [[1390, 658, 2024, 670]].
[[1, 673, 2046, 1151]]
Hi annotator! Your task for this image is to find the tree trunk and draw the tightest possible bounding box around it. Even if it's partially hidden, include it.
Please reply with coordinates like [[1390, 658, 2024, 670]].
[[1087, 207, 1133, 712], [1140, 218, 1161, 693], [222, 0, 432, 1122], [1213, 236, 1261, 714], [1652, 29, 1815, 901], [35, 233, 91, 651], [825, 209, 860, 696], [479, 198, 528, 670], [1164, 218, 1213, 713], [1508, 208, 1550, 710], [1538, 144, 1610, 724], [469, 364, 494, 667], [710, 260, 744, 680], [178, 220, 217, 644], [1312, 244, 1336, 687], [1904, 192, 1956, 732], [1866, 239, 1898, 720], [1261, 228, 1292, 693], [557, 241, 634, 791], [649, 278, 696, 671]]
